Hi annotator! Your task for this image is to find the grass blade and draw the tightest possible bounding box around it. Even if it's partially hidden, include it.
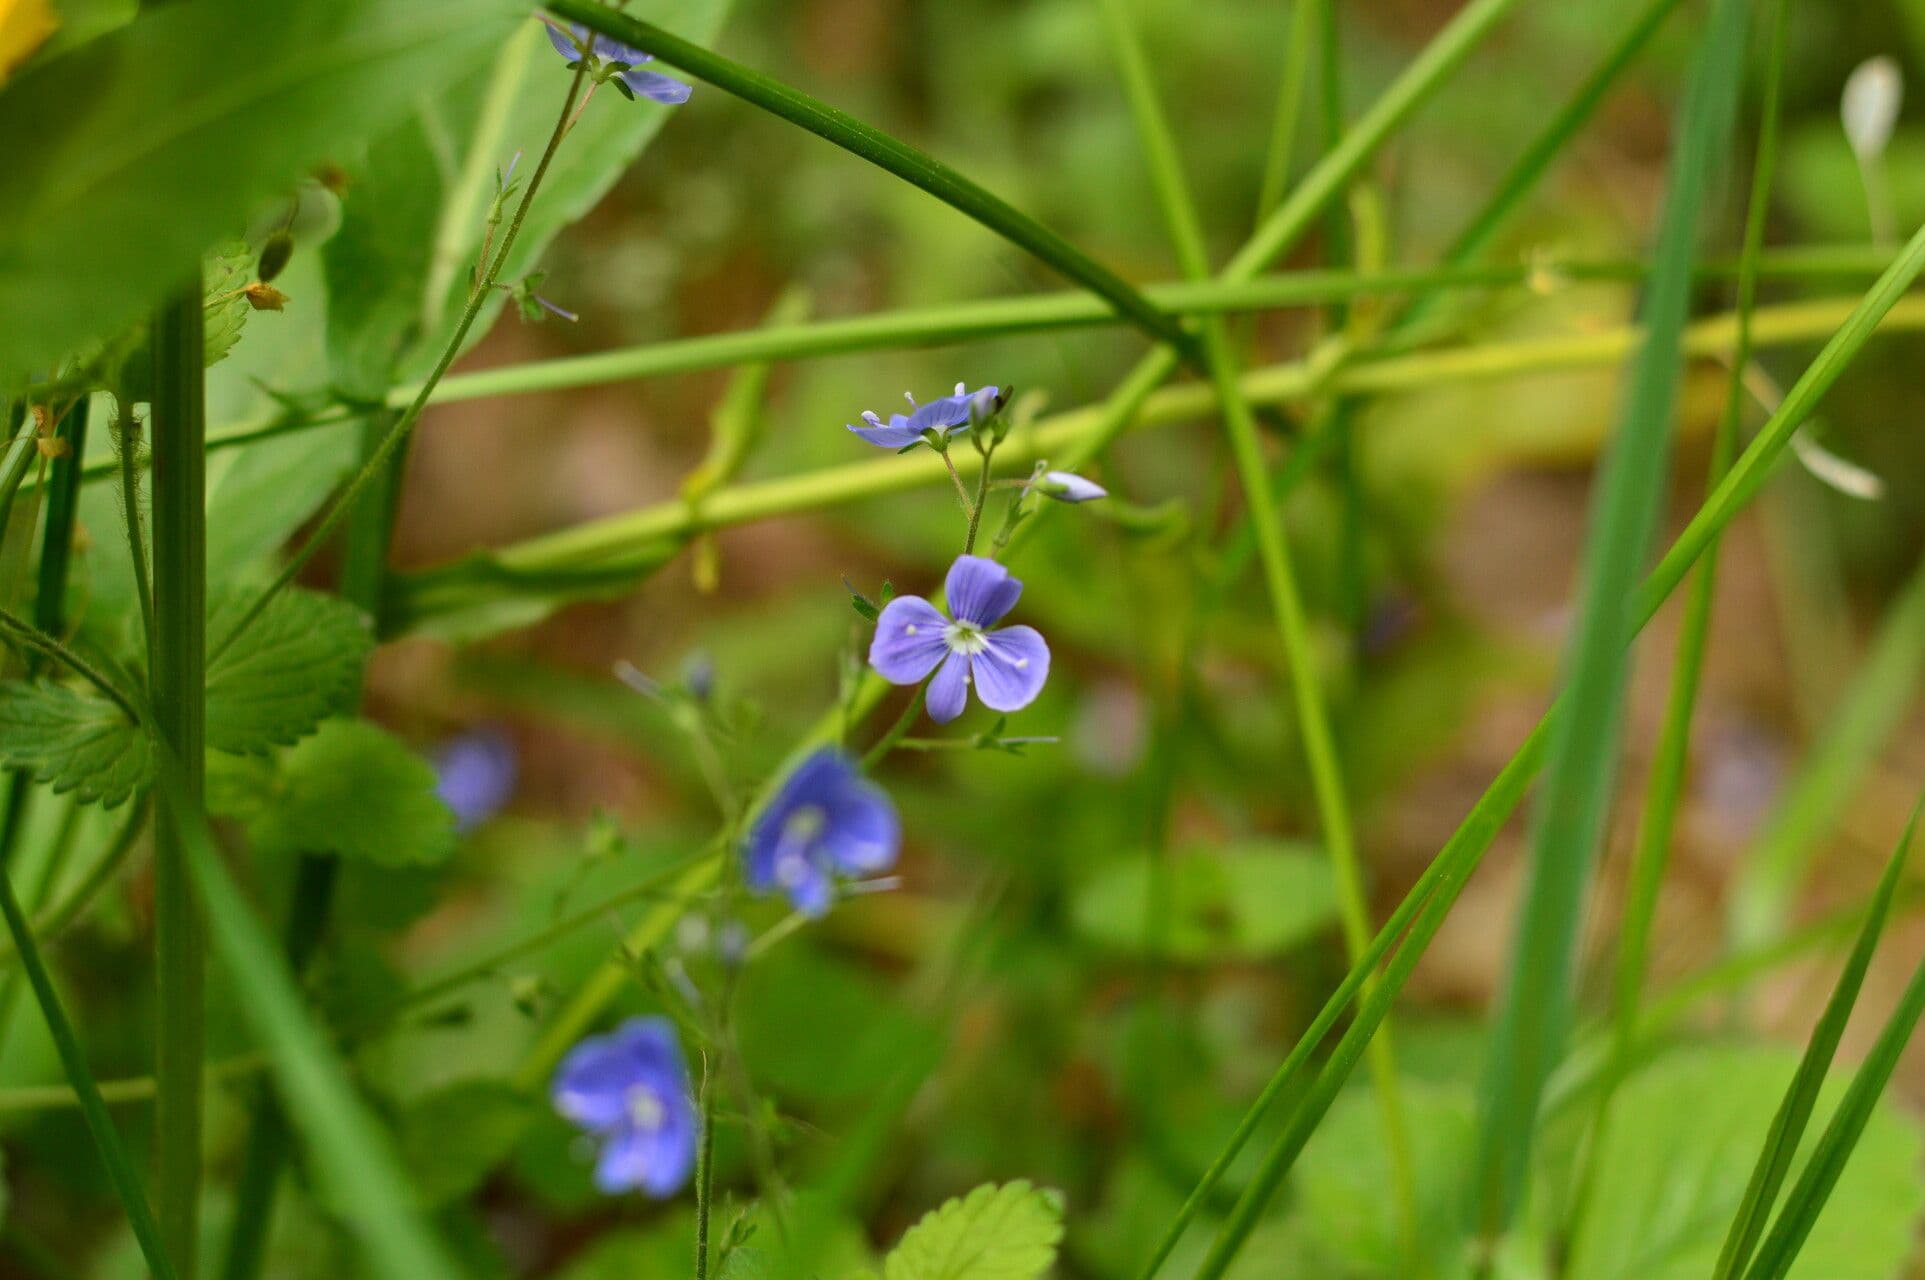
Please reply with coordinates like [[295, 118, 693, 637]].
[[1469, 0, 1751, 1237], [1714, 801, 1920, 1279], [0, 861, 177, 1280], [548, 0, 1193, 355], [153, 747, 465, 1280], [1096, 0, 1418, 1258], [1568, 0, 1791, 1251], [1739, 827, 1925, 1280]]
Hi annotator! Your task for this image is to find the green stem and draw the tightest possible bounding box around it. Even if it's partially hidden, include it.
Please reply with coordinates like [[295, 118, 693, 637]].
[[548, 0, 1194, 357], [209, 60, 590, 666], [1254, 0, 1325, 224], [962, 445, 993, 554], [1098, 0, 1420, 1256], [0, 796, 149, 968], [0, 861, 178, 1280], [114, 398, 156, 659], [0, 610, 141, 720], [150, 282, 208, 1279], [861, 689, 928, 771], [694, 1058, 717, 1280]]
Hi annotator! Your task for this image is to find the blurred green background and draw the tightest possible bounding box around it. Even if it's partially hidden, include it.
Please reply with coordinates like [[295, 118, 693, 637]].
[[8, 0, 1925, 1275]]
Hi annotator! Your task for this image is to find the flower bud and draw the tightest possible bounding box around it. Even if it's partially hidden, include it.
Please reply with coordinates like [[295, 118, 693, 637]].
[[256, 231, 295, 284], [1040, 471, 1107, 503], [1843, 56, 1903, 164], [243, 282, 289, 312]]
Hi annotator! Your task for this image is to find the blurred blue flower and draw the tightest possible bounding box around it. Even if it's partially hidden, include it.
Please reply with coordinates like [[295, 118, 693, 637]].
[[869, 555, 1050, 723], [744, 749, 899, 916], [545, 21, 692, 104], [848, 383, 1000, 449], [432, 729, 517, 832], [552, 1017, 699, 1196], [1040, 471, 1107, 503]]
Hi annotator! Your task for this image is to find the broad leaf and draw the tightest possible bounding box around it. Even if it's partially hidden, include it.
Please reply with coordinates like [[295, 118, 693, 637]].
[[882, 1181, 1064, 1280], [398, 1079, 535, 1205], [221, 719, 455, 867], [0, 680, 149, 807], [1070, 840, 1339, 962], [325, 0, 735, 397], [0, 0, 523, 380], [205, 588, 372, 755]]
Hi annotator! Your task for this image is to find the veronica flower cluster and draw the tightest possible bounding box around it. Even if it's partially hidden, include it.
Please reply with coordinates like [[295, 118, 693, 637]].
[[553, 378, 1104, 1197]]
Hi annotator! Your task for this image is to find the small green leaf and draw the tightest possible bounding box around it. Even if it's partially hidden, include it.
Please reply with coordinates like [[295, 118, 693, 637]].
[[398, 1079, 536, 1205], [205, 587, 372, 755], [0, 680, 150, 807], [1070, 840, 1339, 962], [229, 719, 455, 867], [881, 1181, 1063, 1280]]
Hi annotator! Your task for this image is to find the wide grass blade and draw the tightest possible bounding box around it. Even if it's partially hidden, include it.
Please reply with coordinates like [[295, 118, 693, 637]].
[[1738, 823, 1925, 1280], [1714, 801, 1921, 1279], [1568, 0, 1791, 1253], [1469, 0, 1751, 1238], [547, 0, 1193, 355], [152, 750, 465, 1280]]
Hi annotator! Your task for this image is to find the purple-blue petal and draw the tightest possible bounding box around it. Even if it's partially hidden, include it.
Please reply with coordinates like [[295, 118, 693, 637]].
[[945, 555, 1022, 627], [433, 729, 517, 832], [847, 420, 928, 449], [869, 596, 950, 684], [821, 776, 900, 875], [926, 650, 971, 724], [546, 21, 583, 59], [620, 67, 693, 103], [591, 1094, 698, 1196], [551, 1016, 687, 1134], [973, 625, 1049, 712]]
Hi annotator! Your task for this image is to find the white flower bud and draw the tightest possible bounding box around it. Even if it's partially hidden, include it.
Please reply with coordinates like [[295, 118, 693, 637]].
[[1843, 56, 1903, 164]]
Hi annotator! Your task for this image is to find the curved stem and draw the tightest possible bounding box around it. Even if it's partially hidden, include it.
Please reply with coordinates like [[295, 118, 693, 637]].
[[208, 59, 591, 666]]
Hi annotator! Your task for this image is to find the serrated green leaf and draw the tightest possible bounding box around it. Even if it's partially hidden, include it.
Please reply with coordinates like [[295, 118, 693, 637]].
[[233, 719, 455, 867], [200, 239, 253, 371], [0, 680, 150, 807], [397, 1079, 535, 1206], [882, 1181, 1063, 1280], [204, 587, 372, 755]]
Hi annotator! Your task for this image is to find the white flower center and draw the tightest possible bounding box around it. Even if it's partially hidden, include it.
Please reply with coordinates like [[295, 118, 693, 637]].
[[626, 1085, 665, 1131], [944, 620, 989, 655]]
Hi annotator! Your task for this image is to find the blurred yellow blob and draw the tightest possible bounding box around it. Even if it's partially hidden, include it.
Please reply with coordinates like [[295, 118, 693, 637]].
[[0, 0, 58, 83]]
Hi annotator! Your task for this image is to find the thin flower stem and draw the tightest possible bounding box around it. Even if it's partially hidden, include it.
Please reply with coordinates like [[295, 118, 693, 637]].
[[0, 611, 142, 722], [963, 445, 993, 555], [694, 1057, 718, 1280], [207, 59, 592, 667], [937, 448, 972, 514], [861, 689, 928, 771], [0, 862, 177, 1280], [114, 400, 155, 659]]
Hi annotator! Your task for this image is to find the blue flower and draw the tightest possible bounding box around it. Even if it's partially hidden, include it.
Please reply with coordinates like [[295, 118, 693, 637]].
[[432, 729, 518, 832], [848, 383, 1000, 449], [869, 555, 1050, 724], [546, 21, 692, 104], [552, 1017, 699, 1197], [744, 749, 899, 916], [1040, 471, 1107, 503]]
